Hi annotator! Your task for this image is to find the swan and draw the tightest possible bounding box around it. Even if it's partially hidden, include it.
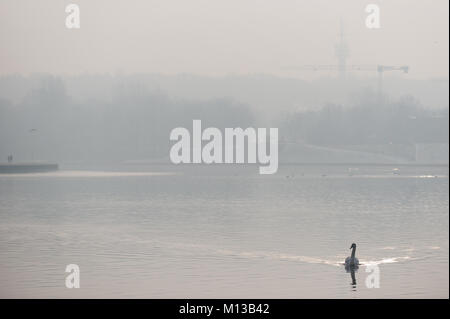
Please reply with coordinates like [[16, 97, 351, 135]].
[[345, 243, 359, 268]]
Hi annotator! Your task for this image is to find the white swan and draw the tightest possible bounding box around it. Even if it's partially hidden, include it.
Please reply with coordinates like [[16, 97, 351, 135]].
[[345, 243, 359, 268]]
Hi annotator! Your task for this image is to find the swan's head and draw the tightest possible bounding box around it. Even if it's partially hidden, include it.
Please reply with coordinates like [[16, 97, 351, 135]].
[[350, 243, 356, 249]]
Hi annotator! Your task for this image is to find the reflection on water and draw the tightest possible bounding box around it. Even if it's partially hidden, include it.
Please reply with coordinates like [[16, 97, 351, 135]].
[[348, 268, 357, 290], [0, 164, 448, 298]]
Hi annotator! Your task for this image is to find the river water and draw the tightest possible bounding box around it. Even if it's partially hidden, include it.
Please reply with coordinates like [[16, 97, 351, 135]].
[[0, 164, 448, 298]]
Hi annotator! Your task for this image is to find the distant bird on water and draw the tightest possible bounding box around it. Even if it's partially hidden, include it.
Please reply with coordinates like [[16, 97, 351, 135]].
[[345, 243, 360, 269]]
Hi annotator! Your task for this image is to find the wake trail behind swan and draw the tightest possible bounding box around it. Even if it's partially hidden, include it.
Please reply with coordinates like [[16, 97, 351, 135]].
[[161, 241, 422, 268]]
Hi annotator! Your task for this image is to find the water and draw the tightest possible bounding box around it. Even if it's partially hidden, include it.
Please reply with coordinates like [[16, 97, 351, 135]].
[[0, 164, 448, 298]]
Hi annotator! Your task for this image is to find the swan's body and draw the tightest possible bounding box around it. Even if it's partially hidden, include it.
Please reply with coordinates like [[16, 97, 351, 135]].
[[345, 256, 359, 266], [345, 243, 359, 268]]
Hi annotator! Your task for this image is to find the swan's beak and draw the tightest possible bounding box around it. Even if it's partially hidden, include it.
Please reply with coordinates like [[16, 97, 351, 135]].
[[349, 245, 352, 249]]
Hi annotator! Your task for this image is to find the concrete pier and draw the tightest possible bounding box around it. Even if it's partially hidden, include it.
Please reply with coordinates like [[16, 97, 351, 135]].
[[0, 163, 59, 173]]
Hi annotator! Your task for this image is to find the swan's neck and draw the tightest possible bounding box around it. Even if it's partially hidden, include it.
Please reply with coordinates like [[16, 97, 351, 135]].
[[351, 247, 356, 259]]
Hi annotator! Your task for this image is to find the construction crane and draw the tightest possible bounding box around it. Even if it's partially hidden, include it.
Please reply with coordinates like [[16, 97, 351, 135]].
[[335, 19, 349, 79], [285, 64, 409, 96], [376, 65, 409, 96], [282, 20, 409, 95]]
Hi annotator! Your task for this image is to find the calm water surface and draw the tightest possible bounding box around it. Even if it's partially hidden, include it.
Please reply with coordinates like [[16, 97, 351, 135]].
[[0, 164, 448, 298]]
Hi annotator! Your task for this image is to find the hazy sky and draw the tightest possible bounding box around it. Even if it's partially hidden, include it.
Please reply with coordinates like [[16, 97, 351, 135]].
[[1, 0, 448, 79]]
